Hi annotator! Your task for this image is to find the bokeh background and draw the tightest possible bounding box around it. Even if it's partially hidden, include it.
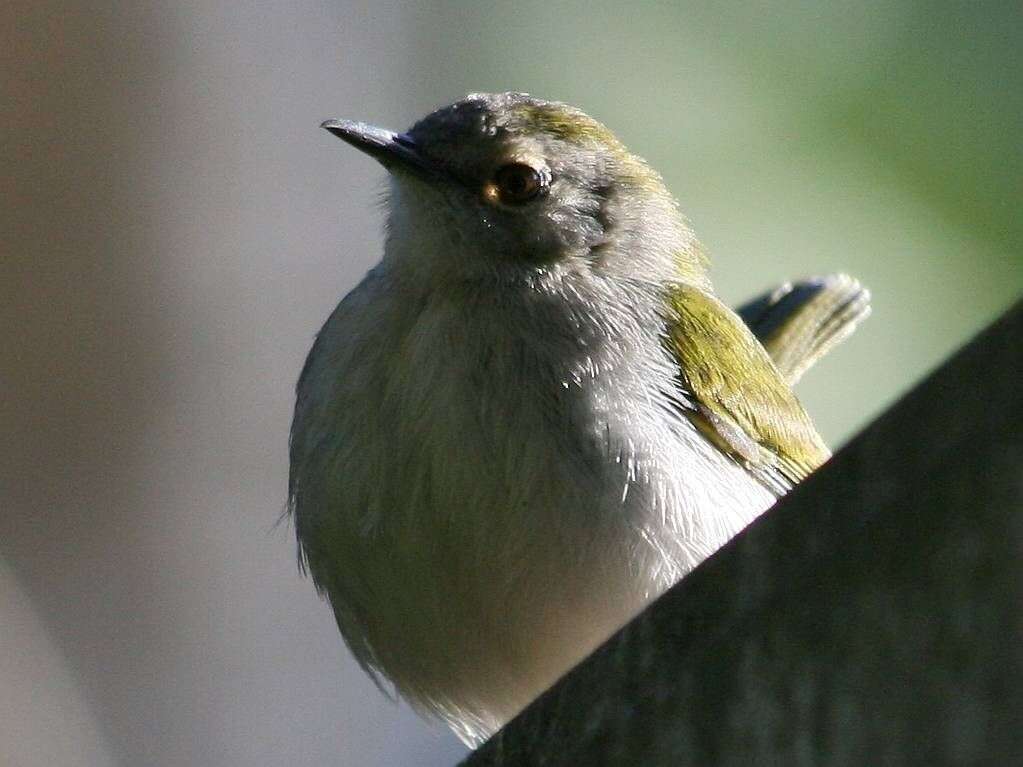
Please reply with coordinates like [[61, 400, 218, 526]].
[[2, 2, 1019, 765]]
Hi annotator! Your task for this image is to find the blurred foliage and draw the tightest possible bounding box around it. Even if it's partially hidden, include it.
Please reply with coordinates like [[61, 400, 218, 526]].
[[405, 0, 1022, 444]]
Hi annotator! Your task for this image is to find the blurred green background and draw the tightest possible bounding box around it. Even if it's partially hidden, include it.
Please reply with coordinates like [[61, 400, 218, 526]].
[[400, 0, 1022, 444]]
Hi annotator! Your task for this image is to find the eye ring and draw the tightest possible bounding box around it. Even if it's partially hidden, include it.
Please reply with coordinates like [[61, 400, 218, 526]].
[[489, 163, 550, 205]]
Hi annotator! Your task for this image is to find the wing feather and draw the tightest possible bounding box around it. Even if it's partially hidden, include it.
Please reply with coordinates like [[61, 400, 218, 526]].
[[667, 283, 831, 494]]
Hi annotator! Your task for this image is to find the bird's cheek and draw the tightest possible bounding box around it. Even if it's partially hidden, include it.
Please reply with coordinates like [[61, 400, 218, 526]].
[[547, 208, 606, 254]]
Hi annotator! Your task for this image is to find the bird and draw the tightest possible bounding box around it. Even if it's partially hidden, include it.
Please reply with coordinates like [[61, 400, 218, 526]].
[[288, 92, 869, 746]]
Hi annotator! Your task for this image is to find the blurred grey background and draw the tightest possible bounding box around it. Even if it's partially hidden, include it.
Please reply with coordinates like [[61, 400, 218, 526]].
[[1, 2, 1019, 765]]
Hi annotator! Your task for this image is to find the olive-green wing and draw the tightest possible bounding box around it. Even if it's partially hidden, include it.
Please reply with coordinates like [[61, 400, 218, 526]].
[[737, 274, 871, 385], [667, 283, 831, 494]]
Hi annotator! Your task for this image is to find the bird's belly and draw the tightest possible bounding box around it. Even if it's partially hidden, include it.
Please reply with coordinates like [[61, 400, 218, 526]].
[[344, 361, 772, 741], [300, 287, 775, 743]]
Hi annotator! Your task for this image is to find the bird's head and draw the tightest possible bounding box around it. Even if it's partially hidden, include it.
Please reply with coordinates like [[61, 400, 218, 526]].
[[323, 92, 706, 289]]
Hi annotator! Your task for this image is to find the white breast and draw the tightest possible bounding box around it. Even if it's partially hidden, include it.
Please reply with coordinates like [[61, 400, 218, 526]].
[[290, 263, 773, 744]]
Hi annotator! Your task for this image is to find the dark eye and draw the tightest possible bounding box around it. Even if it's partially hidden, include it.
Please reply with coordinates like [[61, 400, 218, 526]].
[[492, 163, 549, 205]]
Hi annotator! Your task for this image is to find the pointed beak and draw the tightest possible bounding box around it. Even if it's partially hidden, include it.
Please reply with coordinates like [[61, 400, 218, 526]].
[[320, 119, 437, 178]]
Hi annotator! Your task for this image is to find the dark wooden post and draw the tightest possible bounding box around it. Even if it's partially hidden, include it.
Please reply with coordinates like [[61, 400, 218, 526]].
[[462, 301, 1022, 766]]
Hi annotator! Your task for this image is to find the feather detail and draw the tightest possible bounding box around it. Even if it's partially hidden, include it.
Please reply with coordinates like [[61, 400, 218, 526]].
[[737, 274, 872, 385], [666, 283, 831, 493]]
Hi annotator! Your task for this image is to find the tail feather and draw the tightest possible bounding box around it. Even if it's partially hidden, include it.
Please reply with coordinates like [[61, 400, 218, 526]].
[[737, 274, 871, 385]]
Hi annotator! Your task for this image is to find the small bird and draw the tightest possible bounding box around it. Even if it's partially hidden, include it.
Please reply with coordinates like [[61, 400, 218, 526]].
[[288, 93, 869, 745]]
